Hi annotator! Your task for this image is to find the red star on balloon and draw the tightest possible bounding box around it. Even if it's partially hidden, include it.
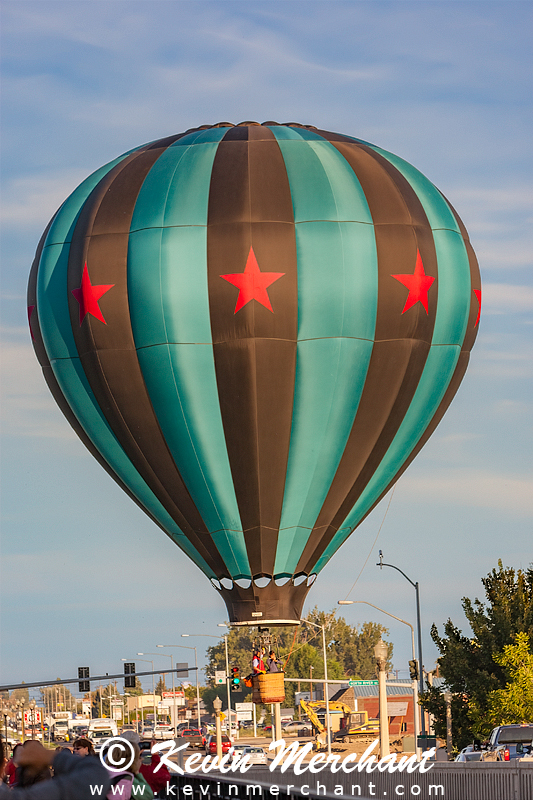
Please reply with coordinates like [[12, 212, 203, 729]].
[[71, 263, 115, 325], [474, 288, 481, 327], [221, 247, 285, 314], [392, 250, 436, 315]]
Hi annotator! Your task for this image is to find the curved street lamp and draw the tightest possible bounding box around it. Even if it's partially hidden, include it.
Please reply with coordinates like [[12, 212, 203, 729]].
[[377, 549, 426, 735]]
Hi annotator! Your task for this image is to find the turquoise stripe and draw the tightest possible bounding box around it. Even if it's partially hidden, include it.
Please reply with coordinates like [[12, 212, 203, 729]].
[[274, 338, 373, 575], [293, 221, 377, 341], [270, 128, 379, 575], [130, 129, 226, 232], [128, 133, 248, 577], [273, 129, 373, 224], [312, 344, 460, 573], [50, 358, 213, 577], [431, 230, 471, 345], [136, 344, 248, 575], [128, 226, 214, 346]]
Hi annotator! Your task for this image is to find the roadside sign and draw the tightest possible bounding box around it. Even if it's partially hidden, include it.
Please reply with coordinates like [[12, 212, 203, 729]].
[[237, 711, 252, 721], [387, 702, 409, 716], [24, 710, 42, 724], [215, 671, 226, 685], [235, 702, 253, 712], [348, 680, 379, 686]]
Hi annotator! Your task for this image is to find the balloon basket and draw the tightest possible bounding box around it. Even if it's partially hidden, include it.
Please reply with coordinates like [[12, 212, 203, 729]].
[[252, 673, 285, 704]]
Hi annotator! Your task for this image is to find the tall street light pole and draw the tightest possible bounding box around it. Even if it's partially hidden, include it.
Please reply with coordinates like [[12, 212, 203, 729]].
[[182, 631, 231, 737], [157, 644, 201, 730], [301, 618, 332, 756], [338, 599, 420, 757], [374, 638, 390, 758], [377, 550, 426, 735], [139, 652, 176, 730]]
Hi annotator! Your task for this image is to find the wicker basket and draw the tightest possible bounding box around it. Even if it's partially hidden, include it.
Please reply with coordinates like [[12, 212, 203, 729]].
[[252, 672, 285, 704]]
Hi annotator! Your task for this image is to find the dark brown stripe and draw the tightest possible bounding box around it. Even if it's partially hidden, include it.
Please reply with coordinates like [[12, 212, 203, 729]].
[[354, 350, 471, 529], [66, 136, 227, 576], [292, 138, 438, 572], [207, 125, 298, 575], [28, 216, 173, 541]]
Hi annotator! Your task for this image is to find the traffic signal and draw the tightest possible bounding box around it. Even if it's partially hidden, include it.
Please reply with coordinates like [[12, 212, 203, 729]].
[[230, 665, 241, 692], [78, 667, 90, 693], [408, 659, 419, 681], [124, 662, 136, 689]]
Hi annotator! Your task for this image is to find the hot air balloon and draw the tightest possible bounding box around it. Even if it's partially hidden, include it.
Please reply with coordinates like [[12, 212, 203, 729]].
[[27, 121, 481, 627]]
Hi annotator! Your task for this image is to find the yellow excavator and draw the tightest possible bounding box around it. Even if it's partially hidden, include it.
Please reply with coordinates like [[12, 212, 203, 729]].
[[299, 699, 380, 744]]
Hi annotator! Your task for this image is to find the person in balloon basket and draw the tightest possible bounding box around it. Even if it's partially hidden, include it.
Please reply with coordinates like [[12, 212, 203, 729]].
[[267, 651, 281, 673], [252, 649, 266, 674]]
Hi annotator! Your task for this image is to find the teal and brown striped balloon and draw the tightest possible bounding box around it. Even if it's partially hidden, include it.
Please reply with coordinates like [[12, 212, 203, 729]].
[[27, 122, 481, 626]]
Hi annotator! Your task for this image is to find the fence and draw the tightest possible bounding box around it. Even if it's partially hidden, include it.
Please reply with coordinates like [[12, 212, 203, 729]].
[[168, 762, 533, 800]]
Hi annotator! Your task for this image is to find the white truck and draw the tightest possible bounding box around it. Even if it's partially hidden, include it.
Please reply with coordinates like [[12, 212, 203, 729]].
[[87, 718, 118, 754], [52, 719, 70, 742]]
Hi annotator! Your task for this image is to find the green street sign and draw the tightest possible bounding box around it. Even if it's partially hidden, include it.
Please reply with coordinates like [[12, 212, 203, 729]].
[[348, 680, 379, 686]]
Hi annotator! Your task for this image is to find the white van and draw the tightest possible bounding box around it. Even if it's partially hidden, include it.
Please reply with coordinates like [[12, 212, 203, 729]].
[[87, 718, 118, 753]]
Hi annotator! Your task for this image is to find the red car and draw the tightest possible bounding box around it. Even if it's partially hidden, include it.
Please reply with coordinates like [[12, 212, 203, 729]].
[[205, 734, 232, 755]]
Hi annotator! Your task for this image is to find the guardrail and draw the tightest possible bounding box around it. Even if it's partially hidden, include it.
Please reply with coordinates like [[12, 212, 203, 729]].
[[166, 762, 533, 800]]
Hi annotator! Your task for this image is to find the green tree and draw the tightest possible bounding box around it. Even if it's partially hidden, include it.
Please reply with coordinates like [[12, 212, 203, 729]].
[[481, 632, 533, 727], [125, 677, 144, 697], [10, 686, 29, 703], [420, 561, 533, 749], [155, 677, 167, 698], [39, 683, 77, 713]]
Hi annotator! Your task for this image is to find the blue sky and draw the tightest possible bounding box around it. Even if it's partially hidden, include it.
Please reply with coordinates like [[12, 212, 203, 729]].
[[1, 1, 532, 696]]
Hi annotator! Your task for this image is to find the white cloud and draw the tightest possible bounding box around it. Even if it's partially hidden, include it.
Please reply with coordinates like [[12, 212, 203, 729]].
[[1, 171, 87, 229], [0, 339, 75, 439], [401, 469, 533, 516], [482, 283, 533, 314]]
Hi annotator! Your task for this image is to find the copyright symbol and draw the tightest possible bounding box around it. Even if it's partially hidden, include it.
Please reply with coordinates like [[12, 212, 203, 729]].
[[99, 737, 135, 773]]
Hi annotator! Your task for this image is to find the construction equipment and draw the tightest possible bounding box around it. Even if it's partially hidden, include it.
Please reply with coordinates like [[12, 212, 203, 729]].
[[299, 699, 379, 741]]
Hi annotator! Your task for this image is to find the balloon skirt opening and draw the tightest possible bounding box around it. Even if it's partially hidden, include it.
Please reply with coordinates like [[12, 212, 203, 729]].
[[219, 580, 311, 626]]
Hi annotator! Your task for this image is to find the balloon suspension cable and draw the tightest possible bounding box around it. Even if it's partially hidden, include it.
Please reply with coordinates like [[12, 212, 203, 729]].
[[342, 484, 397, 600], [282, 626, 300, 671]]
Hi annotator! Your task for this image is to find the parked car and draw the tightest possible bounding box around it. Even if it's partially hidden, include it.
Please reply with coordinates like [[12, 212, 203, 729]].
[[141, 724, 155, 739], [205, 734, 232, 755], [180, 728, 204, 748], [482, 725, 533, 762], [239, 746, 268, 766], [230, 744, 249, 761], [281, 720, 312, 737], [153, 724, 174, 740], [520, 742, 533, 761], [455, 746, 482, 762]]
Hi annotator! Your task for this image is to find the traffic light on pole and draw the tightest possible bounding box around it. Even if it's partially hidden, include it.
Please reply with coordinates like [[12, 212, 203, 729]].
[[230, 665, 241, 692], [408, 659, 419, 681], [78, 667, 90, 693], [124, 662, 136, 689]]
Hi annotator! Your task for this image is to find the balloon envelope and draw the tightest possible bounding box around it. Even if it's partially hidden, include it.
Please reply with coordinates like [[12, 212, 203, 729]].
[[28, 122, 480, 625]]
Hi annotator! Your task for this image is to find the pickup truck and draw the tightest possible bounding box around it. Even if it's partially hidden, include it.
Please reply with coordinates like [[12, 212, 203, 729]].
[[481, 724, 533, 762], [179, 728, 204, 749]]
